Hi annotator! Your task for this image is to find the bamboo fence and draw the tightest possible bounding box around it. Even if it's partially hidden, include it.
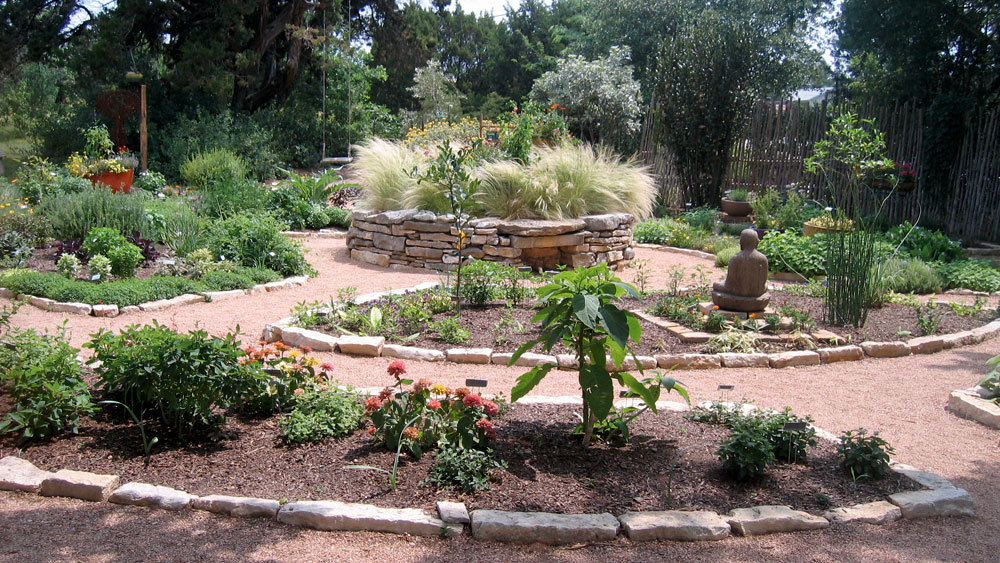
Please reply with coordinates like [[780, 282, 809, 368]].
[[639, 100, 1000, 242]]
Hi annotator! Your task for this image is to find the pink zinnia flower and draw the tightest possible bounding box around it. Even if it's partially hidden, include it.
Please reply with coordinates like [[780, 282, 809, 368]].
[[387, 361, 407, 377], [427, 400, 442, 410], [483, 400, 499, 417], [475, 418, 496, 439], [365, 396, 383, 412], [320, 362, 335, 372], [463, 394, 483, 408]]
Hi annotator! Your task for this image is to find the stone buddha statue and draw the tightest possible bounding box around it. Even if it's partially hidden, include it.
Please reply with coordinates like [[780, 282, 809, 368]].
[[711, 229, 770, 312]]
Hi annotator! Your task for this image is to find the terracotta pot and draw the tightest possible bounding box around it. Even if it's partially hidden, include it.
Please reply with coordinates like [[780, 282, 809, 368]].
[[87, 169, 134, 193], [720, 198, 752, 217]]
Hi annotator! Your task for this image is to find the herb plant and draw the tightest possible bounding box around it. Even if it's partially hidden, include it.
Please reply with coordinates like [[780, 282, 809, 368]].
[[837, 428, 894, 479]]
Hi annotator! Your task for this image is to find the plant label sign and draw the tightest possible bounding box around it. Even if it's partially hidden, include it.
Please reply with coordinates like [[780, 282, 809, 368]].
[[90, 274, 101, 281], [465, 378, 488, 388], [782, 422, 808, 432], [717, 384, 735, 391], [163, 259, 176, 266]]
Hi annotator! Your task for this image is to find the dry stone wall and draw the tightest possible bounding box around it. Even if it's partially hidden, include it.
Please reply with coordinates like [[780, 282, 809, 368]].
[[346, 209, 636, 271]]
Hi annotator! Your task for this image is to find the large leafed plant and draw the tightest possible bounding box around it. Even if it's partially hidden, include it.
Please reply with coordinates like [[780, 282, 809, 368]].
[[510, 263, 688, 446]]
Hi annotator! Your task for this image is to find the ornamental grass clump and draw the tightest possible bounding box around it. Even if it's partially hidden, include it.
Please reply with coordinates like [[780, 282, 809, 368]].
[[805, 113, 896, 327], [353, 138, 655, 221]]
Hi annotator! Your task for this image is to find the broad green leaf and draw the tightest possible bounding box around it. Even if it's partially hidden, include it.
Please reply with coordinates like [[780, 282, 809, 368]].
[[579, 364, 613, 420], [597, 305, 629, 349], [620, 371, 658, 412], [572, 293, 599, 329], [660, 376, 691, 404], [511, 364, 554, 402], [626, 314, 642, 344]]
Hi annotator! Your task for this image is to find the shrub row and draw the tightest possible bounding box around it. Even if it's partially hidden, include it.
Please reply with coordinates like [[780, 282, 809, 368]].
[[0, 266, 281, 307]]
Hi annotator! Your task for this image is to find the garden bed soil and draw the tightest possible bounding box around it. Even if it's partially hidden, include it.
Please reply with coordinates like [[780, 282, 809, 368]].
[[311, 291, 992, 357], [1, 400, 918, 516]]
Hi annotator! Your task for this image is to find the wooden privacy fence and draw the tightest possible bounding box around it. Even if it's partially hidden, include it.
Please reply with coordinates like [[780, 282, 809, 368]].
[[638, 99, 1000, 243]]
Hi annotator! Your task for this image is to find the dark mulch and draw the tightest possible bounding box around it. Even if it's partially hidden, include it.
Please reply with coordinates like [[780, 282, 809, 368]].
[[314, 291, 992, 357], [3, 403, 917, 515]]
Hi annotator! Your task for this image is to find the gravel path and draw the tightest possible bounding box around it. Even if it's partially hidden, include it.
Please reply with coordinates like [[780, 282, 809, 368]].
[[2, 237, 998, 561]]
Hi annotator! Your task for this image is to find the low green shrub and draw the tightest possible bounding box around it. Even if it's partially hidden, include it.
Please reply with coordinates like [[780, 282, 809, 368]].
[[431, 316, 471, 344], [41, 187, 154, 241], [57, 253, 82, 279], [0, 324, 95, 442], [200, 270, 255, 291], [718, 221, 755, 236], [85, 323, 263, 439], [326, 207, 351, 229], [133, 170, 168, 193], [425, 446, 505, 493], [717, 420, 777, 481], [680, 207, 719, 231], [883, 258, 943, 294], [758, 231, 826, 277], [207, 212, 312, 277], [837, 428, 893, 479], [81, 227, 145, 278], [633, 218, 676, 245], [0, 193, 50, 244], [198, 178, 267, 219], [180, 148, 247, 190], [279, 388, 365, 444], [459, 259, 532, 306], [936, 259, 1000, 293], [715, 244, 739, 268], [0, 270, 205, 306], [884, 221, 963, 263], [0, 231, 32, 268]]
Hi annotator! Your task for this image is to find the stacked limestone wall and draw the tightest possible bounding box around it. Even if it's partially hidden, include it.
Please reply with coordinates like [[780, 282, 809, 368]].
[[346, 209, 636, 271]]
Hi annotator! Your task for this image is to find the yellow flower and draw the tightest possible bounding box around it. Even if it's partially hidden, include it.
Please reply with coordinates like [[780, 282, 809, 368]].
[[288, 350, 301, 358], [302, 356, 320, 367]]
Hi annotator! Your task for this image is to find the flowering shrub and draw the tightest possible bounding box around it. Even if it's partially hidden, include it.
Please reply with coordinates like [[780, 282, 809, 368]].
[[237, 341, 335, 413], [367, 362, 498, 458]]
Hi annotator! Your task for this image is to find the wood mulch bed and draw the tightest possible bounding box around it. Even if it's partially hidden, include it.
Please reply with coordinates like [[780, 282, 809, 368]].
[[1, 400, 918, 516], [20, 241, 165, 280], [310, 290, 992, 357]]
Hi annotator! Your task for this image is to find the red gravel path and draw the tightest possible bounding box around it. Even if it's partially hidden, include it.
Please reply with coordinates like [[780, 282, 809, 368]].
[[2, 237, 998, 561]]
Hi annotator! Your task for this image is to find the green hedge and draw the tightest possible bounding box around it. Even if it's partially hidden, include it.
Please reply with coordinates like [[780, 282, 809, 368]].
[[1, 272, 206, 306]]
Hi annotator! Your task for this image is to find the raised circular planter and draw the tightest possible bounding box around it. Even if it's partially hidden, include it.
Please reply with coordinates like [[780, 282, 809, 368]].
[[346, 210, 636, 272]]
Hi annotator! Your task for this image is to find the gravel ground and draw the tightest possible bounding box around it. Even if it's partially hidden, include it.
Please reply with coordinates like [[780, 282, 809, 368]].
[[2, 238, 999, 562]]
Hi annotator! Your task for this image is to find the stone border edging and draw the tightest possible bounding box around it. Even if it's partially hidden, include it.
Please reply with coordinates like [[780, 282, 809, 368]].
[[0, 275, 309, 318], [262, 284, 1000, 371], [948, 387, 1000, 429], [0, 398, 974, 545]]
